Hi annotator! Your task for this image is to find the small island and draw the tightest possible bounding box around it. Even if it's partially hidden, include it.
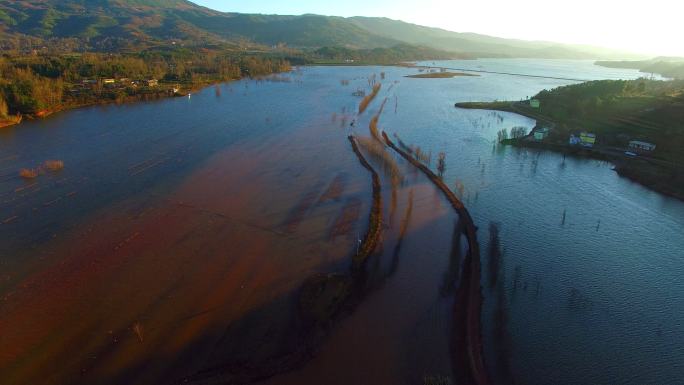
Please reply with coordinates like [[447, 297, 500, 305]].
[[406, 71, 479, 78], [456, 78, 684, 200]]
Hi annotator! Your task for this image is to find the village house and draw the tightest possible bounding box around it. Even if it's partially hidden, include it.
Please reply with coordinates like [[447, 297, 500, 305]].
[[628, 140, 656, 153], [534, 127, 549, 141], [579, 132, 597, 148], [569, 134, 581, 146], [146, 79, 159, 87]]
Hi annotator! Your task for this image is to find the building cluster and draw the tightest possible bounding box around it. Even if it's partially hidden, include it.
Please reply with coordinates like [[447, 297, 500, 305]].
[[101, 78, 159, 88], [566, 132, 656, 156], [69, 78, 163, 95], [524, 98, 657, 157], [533, 127, 549, 141], [568, 132, 596, 147], [529, 99, 541, 109], [627, 140, 657, 154]]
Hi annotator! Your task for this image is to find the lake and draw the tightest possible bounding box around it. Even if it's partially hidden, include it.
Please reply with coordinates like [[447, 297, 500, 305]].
[[1, 60, 682, 385]]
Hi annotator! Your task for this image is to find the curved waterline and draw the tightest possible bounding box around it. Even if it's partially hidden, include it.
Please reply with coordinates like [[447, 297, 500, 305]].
[[382, 131, 491, 385]]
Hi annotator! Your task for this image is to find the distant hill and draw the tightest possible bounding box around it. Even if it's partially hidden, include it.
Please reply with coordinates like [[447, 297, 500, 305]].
[[596, 57, 684, 79], [0, 0, 399, 51], [0, 0, 642, 59], [348, 17, 641, 59]]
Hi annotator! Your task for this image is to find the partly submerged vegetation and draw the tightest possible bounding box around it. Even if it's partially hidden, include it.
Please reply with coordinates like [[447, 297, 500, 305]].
[[359, 83, 382, 114], [19, 159, 65, 179], [457, 78, 684, 199]]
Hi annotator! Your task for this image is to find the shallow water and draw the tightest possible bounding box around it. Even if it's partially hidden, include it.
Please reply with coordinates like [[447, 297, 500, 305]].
[[1, 60, 683, 385]]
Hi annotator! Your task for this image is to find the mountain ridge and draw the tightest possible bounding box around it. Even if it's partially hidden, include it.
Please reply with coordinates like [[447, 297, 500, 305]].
[[0, 0, 644, 59]]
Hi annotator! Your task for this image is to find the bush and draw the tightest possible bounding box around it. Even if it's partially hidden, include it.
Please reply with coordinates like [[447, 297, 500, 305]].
[[19, 168, 38, 179], [0, 93, 8, 118], [359, 83, 382, 114], [510, 126, 527, 139], [497, 128, 509, 143], [44, 160, 64, 171]]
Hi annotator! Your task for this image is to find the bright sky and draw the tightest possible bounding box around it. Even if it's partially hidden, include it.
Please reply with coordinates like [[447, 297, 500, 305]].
[[192, 0, 684, 57]]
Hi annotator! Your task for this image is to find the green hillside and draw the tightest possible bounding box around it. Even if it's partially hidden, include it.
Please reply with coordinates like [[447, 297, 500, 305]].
[[0, 0, 642, 59], [0, 1, 398, 50]]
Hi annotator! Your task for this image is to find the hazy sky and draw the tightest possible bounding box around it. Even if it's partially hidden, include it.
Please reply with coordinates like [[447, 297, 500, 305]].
[[192, 0, 683, 56]]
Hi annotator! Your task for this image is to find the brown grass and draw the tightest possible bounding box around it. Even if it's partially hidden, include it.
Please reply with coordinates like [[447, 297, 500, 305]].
[[413, 147, 432, 165], [357, 137, 403, 188], [368, 98, 389, 142], [132, 322, 144, 343], [358, 83, 382, 114], [44, 160, 65, 171], [19, 168, 38, 179], [369, 116, 381, 142]]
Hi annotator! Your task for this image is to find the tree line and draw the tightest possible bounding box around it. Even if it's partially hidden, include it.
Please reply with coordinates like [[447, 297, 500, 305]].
[[0, 50, 292, 117]]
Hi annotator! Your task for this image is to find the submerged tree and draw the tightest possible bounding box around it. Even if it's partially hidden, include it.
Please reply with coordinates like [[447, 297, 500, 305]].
[[437, 152, 446, 177], [510, 126, 527, 139], [497, 128, 509, 143]]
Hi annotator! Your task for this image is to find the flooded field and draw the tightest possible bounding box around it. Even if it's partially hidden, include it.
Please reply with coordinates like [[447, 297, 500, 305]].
[[1, 60, 683, 385]]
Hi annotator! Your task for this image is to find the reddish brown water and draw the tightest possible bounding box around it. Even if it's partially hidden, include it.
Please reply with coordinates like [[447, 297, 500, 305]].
[[0, 110, 374, 381], [0, 69, 466, 384]]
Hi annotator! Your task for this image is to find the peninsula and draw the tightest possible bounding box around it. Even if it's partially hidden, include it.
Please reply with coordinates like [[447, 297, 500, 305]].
[[456, 78, 684, 199]]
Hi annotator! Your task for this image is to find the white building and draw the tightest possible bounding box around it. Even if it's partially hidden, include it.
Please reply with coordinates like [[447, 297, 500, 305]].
[[628, 140, 656, 153]]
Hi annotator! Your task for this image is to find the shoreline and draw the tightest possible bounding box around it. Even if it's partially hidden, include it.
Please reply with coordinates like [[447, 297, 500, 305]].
[[0, 115, 22, 129], [0, 75, 282, 130], [455, 102, 684, 201]]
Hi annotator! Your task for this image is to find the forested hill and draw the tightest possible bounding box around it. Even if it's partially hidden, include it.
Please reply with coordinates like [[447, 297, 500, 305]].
[[596, 58, 684, 79], [0, 0, 640, 59]]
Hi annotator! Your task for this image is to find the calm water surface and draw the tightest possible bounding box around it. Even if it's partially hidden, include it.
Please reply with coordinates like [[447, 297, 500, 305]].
[[1, 59, 683, 384]]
